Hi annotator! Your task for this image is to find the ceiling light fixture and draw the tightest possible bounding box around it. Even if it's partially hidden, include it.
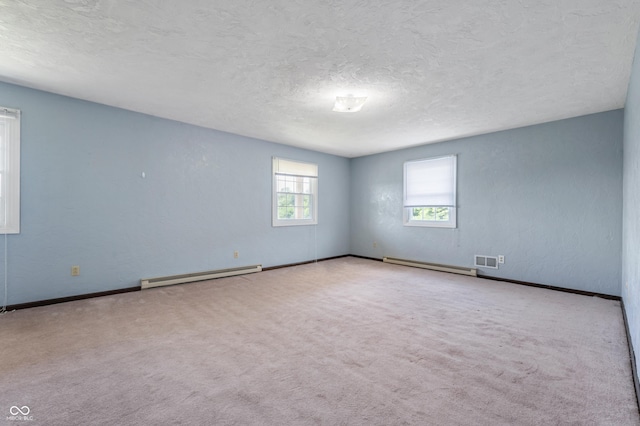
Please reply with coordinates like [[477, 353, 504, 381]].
[[333, 94, 367, 113]]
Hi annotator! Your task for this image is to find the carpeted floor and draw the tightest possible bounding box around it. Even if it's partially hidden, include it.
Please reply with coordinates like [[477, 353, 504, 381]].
[[0, 257, 638, 425]]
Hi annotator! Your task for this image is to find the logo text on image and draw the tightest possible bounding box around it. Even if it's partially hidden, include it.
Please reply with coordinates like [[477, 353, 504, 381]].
[[7, 406, 34, 421]]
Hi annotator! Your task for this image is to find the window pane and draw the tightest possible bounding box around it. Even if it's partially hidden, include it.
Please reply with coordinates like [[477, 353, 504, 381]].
[[277, 177, 288, 192], [278, 206, 292, 219], [0, 130, 5, 170], [436, 207, 449, 221], [303, 195, 312, 218], [425, 207, 436, 220], [277, 194, 295, 220]]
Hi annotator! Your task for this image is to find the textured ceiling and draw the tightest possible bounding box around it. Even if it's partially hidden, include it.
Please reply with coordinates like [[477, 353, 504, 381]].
[[1, 1, 640, 157]]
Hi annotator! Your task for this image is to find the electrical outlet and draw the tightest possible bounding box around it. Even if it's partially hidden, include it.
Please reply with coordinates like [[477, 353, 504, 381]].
[[71, 265, 80, 276], [498, 255, 505, 264], [233, 251, 239, 259], [373, 241, 377, 248]]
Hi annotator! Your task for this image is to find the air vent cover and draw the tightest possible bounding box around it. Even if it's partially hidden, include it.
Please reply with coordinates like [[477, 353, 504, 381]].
[[474, 255, 499, 269]]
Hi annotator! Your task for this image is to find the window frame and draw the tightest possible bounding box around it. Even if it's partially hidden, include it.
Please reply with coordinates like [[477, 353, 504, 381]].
[[403, 155, 457, 229], [272, 157, 318, 227], [0, 107, 21, 234]]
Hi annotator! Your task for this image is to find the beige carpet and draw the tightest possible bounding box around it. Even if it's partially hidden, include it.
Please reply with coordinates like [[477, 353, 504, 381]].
[[0, 257, 637, 425]]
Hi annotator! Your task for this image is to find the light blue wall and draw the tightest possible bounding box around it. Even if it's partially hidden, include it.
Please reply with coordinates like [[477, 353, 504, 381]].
[[623, 28, 640, 369], [0, 81, 350, 305], [350, 111, 624, 296], [0, 79, 628, 306]]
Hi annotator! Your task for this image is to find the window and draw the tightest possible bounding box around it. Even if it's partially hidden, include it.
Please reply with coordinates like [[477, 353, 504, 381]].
[[272, 157, 318, 226], [403, 155, 456, 228], [0, 107, 20, 234]]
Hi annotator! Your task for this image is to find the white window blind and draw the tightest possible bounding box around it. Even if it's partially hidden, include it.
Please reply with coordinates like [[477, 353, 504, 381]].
[[273, 157, 318, 178], [404, 155, 456, 207], [0, 107, 21, 234]]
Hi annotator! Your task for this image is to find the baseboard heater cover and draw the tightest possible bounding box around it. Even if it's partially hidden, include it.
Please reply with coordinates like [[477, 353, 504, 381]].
[[141, 264, 262, 290], [383, 257, 477, 277]]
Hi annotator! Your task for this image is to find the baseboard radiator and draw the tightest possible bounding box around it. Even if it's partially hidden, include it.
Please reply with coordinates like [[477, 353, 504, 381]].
[[383, 257, 477, 277], [141, 264, 262, 290]]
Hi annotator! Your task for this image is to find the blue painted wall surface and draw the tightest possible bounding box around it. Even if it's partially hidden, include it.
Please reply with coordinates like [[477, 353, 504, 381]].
[[623, 28, 640, 369], [350, 111, 623, 296], [0, 82, 350, 305], [0, 79, 628, 305]]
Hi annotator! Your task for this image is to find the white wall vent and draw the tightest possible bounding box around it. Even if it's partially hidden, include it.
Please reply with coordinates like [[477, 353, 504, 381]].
[[474, 255, 498, 269]]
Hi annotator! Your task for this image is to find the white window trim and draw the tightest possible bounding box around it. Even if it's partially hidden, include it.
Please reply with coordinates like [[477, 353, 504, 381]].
[[0, 107, 20, 234], [272, 157, 318, 227], [403, 155, 457, 229]]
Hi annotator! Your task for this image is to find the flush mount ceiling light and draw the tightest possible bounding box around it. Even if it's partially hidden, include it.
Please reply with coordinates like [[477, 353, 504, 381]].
[[332, 94, 368, 113]]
